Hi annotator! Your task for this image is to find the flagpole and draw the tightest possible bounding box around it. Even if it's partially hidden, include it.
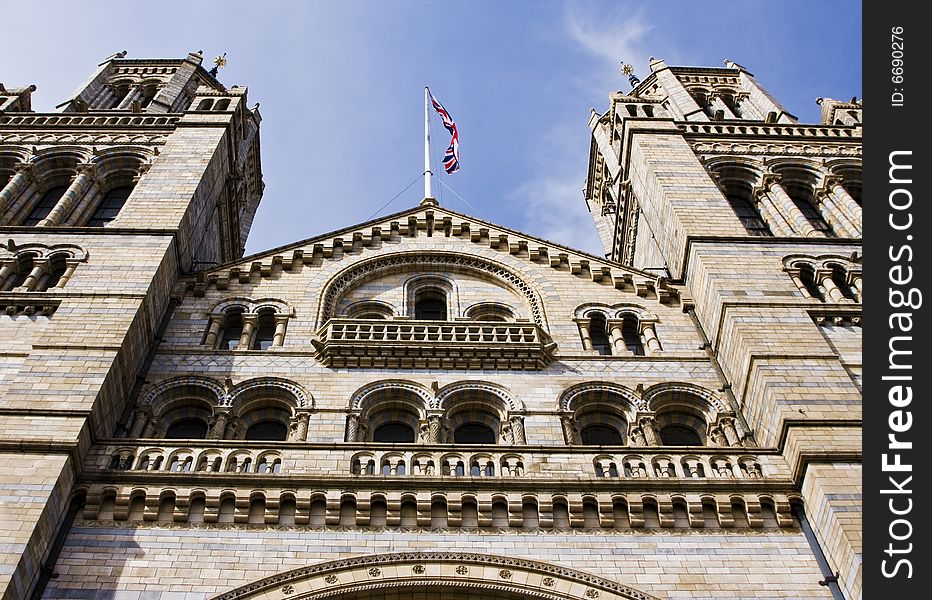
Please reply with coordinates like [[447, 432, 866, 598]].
[[424, 87, 433, 200]]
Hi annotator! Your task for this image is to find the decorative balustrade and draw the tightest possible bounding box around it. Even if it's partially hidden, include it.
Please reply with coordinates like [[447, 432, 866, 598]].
[[313, 319, 556, 370], [351, 451, 526, 478], [93, 443, 785, 483]]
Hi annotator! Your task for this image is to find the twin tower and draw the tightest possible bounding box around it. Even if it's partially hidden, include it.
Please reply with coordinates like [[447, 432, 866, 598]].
[[0, 53, 861, 600]]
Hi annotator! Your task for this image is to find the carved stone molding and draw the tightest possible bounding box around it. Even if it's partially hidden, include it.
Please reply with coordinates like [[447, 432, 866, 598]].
[[210, 552, 660, 600]]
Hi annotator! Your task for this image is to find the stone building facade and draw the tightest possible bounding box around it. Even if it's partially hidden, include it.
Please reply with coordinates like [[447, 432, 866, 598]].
[[0, 54, 861, 600]]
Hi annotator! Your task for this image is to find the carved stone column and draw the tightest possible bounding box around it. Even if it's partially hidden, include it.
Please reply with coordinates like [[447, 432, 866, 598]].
[[815, 186, 858, 238], [272, 316, 289, 347], [0, 261, 14, 286], [129, 409, 150, 438], [203, 315, 223, 348], [17, 258, 49, 291], [752, 185, 793, 236], [346, 414, 360, 442], [848, 270, 863, 302], [0, 163, 34, 222], [758, 174, 817, 237], [224, 417, 243, 440], [207, 411, 230, 439], [499, 421, 514, 445], [560, 415, 579, 445], [816, 269, 846, 303], [829, 180, 862, 233], [574, 318, 593, 351], [717, 416, 741, 446], [607, 319, 627, 355], [628, 425, 646, 446], [427, 414, 443, 443], [289, 412, 310, 441], [509, 416, 526, 445], [116, 85, 145, 110], [784, 267, 813, 298], [37, 164, 96, 226], [640, 321, 662, 354], [238, 313, 258, 349], [637, 416, 660, 446], [55, 259, 82, 288], [140, 416, 160, 438], [708, 426, 728, 446]]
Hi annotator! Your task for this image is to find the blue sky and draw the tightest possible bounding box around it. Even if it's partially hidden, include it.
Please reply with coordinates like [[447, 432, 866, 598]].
[[4, 1, 861, 256]]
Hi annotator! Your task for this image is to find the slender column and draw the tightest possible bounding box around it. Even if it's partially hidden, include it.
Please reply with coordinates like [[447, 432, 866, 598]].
[[289, 413, 310, 441], [272, 316, 289, 347], [224, 417, 244, 440], [816, 269, 846, 303], [17, 258, 49, 291], [203, 315, 223, 347], [37, 165, 96, 226], [117, 85, 144, 110], [764, 176, 820, 237], [628, 424, 646, 446], [55, 259, 82, 288], [499, 421, 514, 444], [718, 416, 741, 446], [640, 321, 662, 353], [784, 268, 812, 299], [708, 426, 728, 446], [87, 84, 112, 109], [346, 414, 360, 442], [509, 416, 526, 445], [0, 262, 15, 287], [129, 410, 149, 438], [752, 187, 793, 236], [141, 416, 160, 438], [574, 318, 593, 351], [0, 163, 34, 222], [238, 314, 258, 349], [815, 189, 858, 238], [560, 415, 578, 445], [63, 180, 103, 226], [638, 416, 660, 446], [830, 181, 862, 232], [708, 94, 737, 119], [427, 414, 443, 443], [607, 319, 627, 355], [207, 411, 230, 439], [848, 271, 863, 302]]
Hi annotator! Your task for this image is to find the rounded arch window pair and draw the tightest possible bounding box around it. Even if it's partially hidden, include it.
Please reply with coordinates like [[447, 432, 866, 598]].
[[215, 307, 280, 350], [370, 420, 497, 444], [1, 251, 73, 291]]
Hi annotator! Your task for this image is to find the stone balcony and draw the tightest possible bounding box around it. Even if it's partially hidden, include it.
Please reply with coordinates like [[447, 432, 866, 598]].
[[312, 318, 557, 370]]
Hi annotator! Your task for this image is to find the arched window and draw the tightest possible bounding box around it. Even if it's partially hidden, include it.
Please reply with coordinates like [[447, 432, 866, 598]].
[[196, 99, 214, 111], [796, 263, 823, 300], [40, 253, 69, 290], [727, 193, 770, 236], [829, 264, 856, 300], [589, 313, 611, 355], [139, 85, 157, 109], [164, 417, 208, 439], [218, 309, 244, 350], [580, 424, 624, 445], [373, 422, 416, 443], [251, 309, 276, 350], [87, 186, 132, 227], [3, 253, 37, 290], [414, 289, 447, 320], [659, 424, 703, 446], [453, 423, 496, 444], [245, 420, 288, 441], [621, 317, 644, 356], [24, 186, 67, 226]]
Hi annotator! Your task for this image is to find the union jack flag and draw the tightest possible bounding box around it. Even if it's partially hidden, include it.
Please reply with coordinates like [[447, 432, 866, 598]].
[[428, 88, 460, 174]]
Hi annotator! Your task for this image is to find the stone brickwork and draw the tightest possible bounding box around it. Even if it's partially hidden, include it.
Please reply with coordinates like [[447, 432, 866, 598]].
[[0, 54, 860, 600]]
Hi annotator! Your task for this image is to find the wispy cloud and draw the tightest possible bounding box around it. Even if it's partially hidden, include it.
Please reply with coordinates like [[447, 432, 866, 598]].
[[512, 1, 653, 257], [564, 1, 653, 73]]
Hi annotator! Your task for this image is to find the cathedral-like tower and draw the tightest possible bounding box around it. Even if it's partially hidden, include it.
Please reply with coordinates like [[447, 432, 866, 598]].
[[0, 52, 262, 598], [0, 55, 859, 600]]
